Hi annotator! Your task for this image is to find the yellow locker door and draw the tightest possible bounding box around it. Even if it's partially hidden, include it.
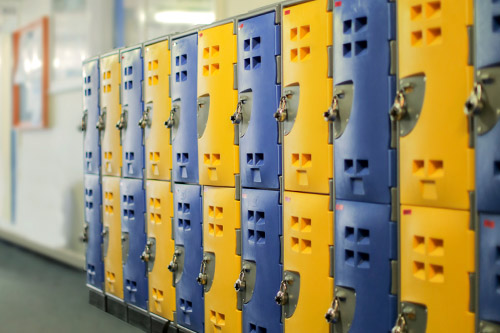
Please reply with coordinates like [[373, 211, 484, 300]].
[[100, 53, 122, 177], [146, 180, 175, 320], [282, 191, 333, 332], [203, 186, 241, 332], [102, 176, 123, 299], [197, 23, 238, 187], [281, 0, 333, 195], [400, 205, 474, 332], [144, 39, 172, 181], [397, 0, 474, 209]]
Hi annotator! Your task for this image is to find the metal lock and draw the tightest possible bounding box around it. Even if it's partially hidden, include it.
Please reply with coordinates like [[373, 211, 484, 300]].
[[324, 94, 340, 122], [234, 268, 246, 292], [464, 83, 484, 117], [96, 110, 106, 131], [138, 107, 151, 129], [325, 297, 340, 323], [80, 224, 89, 243], [391, 314, 407, 333], [390, 89, 407, 122], [165, 106, 177, 129], [140, 239, 153, 262], [231, 96, 248, 125], [275, 280, 289, 305], [101, 229, 108, 238], [116, 110, 127, 130], [274, 96, 288, 122], [81, 111, 88, 132], [168, 250, 180, 272], [196, 257, 209, 285]]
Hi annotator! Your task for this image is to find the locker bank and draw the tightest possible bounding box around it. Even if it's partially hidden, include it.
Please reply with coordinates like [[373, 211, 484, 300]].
[[0, 0, 498, 333]]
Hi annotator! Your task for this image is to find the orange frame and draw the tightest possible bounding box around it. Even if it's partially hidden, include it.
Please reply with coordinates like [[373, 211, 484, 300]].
[[12, 17, 49, 129]]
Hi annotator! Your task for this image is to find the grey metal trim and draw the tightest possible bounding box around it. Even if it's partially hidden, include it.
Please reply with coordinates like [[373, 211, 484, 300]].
[[119, 44, 142, 55], [327, 0, 334, 11], [168, 74, 171, 98], [469, 191, 477, 231], [236, 4, 280, 23], [329, 179, 334, 212], [329, 246, 334, 278], [100, 48, 121, 58], [391, 187, 398, 222], [276, 55, 282, 85], [468, 25, 474, 66], [170, 29, 200, 42], [198, 17, 237, 33], [390, 40, 397, 76], [233, 63, 238, 91], [327, 46, 333, 78], [281, 0, 319, 9], [391, 260, 398, 295], [143, 35, 170, 47], [235, 174, 241, 201], [236, 229, 242, 256], [469, 272, 476, 313], [279, 175, 284, 205], [171, 216, 175, 240]]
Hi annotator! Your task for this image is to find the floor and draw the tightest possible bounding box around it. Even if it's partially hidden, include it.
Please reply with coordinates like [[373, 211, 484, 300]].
[[0, 240, 140, 333]]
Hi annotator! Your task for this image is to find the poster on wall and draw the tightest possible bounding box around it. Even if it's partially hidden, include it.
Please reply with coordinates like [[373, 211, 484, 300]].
[[12, 17, 49, 129]]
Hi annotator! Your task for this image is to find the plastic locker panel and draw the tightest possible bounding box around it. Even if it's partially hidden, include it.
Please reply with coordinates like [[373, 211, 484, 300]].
[[282, 191, 333, 332], [476, 1, 500, 69], [203, 186, 241, 332], [281, 0, 333, 195], [102, 176, 124, 299], [334, 200, 396, 332], [400, 205, 474, 332], [241, 188, 282, 333], [143, 39, 172, 181], [397, 0, 474, 210], [237, 11, 281, 190], [146, 180, 175, 320], [85, 174, 104, 290], [173, 183, 204, 332], [197, 23, 238, 187], [120, 46, 144, 179], [100, 53, 122, 177], [171, 33, 199, 184], [333, 0, 396, 204], [479, 214, 500, 325], [120, 178, 148, 310], [82, 59, 101, 175]]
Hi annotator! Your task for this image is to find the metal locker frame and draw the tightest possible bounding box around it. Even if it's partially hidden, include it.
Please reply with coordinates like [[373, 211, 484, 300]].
[[82, 57, 101, 175]]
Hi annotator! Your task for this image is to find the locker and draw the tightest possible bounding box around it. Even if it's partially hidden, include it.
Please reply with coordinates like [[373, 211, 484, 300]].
[[201, 186, 241, 332], [197, 22, 238, 187], [143, 38, 172, 181], [120, 178, 148, 310], [240, 188, 282, 333], [397, 206, 474, 332], [476, 1, 500, 69], [172, 183, 204, 332], [332, 0, 396, 204], [144, 180, 175, 320], [171, 32, 199, 184], [82, 58, 101, 175], [280, 0, 333, 195], [100, 52, 122, 177], [479, 214, 500, 327], [236, 9, 281, 190], [332, 200, 396, 332], [395, 0, 474, 210], [119, 46, 144, 179], [84, 174, 104, 290], [102, 176, 124, 299], [280, 191, 333, 332]]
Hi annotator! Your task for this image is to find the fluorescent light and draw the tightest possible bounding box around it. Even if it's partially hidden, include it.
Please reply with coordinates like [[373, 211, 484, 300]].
[[154, 10, 215, 25]]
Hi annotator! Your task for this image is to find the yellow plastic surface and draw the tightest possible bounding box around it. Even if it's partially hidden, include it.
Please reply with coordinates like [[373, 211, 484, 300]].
[[100, 54, 122, 177], [203, 186, 241, 332], [144, 40, 172, 181], [401, 205, 474, 332], [282, 0, 333, 195], [197, 23, 238, 187], [146, 180, 175, 320], [283, 191, 333, 333], [398, 0, 474, 209], [102, 176, 123, 298]]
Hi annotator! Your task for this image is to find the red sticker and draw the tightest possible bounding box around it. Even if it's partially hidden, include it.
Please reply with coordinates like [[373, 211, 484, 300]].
[[485, 220, 496, 229], [242, 193, 247, 199], [336, 204, 344, 211], [199, 33, 203, 37], [335, 1, 342, 7], [285, 196, 291, 202], [239, 23, 244, 30], [284, 10, 291, 15], [403, 209, 412, 215]]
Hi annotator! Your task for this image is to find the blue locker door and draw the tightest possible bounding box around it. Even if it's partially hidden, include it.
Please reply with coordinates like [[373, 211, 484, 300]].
[[120, 47, 144, 179], [83, 59, 101, 175], [333, 0, 396, 203], [334, 200, 397, 332], [120, 178, 148, 310], [173, 183, 204, 332], [476, 2, 500, 69], [479, 214, 500, 325], [85, 174, 104, 290], [241, 188, 282, 333], [171, 33, 199, 184], [237, 11, 281, 190]]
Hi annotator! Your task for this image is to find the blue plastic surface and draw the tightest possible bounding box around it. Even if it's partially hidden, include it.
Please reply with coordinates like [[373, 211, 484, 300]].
[[84, 174, 104, 290], [335, 200, 397, 332], [120, 178, 148, 309], [479, 213, 500, 324], [476, 2, 500, 69], [173, 183, 204, 332], [241, 188, 282, 333], [120, 47, 145, 179], [83, 60, 101, 175], [333, 0, 396, 204], [171, 33, 199, 184], [238, 12, 281, 190]]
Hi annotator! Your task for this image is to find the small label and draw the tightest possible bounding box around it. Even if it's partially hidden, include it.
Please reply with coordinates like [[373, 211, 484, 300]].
[[403, 209, 412, 215], [284, 10, 291, 15], [336, 204, 344, 211], [199, 33, 203, 37], [242, 193, 247, 199], [335, 1, 342, 7], [285, 196, 291, 202], [484, 220, 495, 229], [239, 23, 244, 30]]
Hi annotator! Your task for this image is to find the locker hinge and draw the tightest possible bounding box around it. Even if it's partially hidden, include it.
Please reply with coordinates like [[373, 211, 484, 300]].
[[170, 173, 173, 192], [168, 74, 171, 98], [390, 260, 398, 295], [232, 19, 238, 35], [329, 179, 334, 212], [118, 83, 122, 106], [467, 25, 474, 67], [236, 229, 241, 256], [469, 272, 476, 313], [274, 5, 281, 24], [171, 217, 175, 240], [141, 79, 145, 102], [167, 38, 171, 51], [390, 40, 397, 76], [329, 245, 334, 278], [280, 235, 284, 264], [276, 55, 282, 85], [172, 311, 177, 326], [469, 191, 477, 231], [328, 121, 334, 145], [327, 46, 333, 78], [235, 174, 241, 201], [327, 0, 334, 11], [391, 187, 398, 222], [233, 63, 238, 90]]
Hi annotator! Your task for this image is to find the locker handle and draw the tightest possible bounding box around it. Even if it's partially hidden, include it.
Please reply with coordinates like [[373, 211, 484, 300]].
[[165, 105, 178, 129], [324, 297, 340, 323], [196, 257, 209, 285], [274, 280, 289, 305], [140, 239, 154, 262], [80, 110, 88, 132], [230, 96, 248, 125], [138, 106, 151, 129], [391, 314, 407, 333], [167, 249, 181, 272], [234, 268, 247, 292], [96, 110, 106, 131], [324, 93, 341, 122], [274, 96, 288, 122], [464, 82, 484, 117], [390, 89, 407, 122], [116, 109, 127, 130]]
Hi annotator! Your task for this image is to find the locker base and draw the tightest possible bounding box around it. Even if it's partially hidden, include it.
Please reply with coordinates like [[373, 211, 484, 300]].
[[128, 304, 151, 332], [479, 320, 500, 333], [87, 286, 106, 311], [151, 313, 177, 333], [106, 294, 128, 322]]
